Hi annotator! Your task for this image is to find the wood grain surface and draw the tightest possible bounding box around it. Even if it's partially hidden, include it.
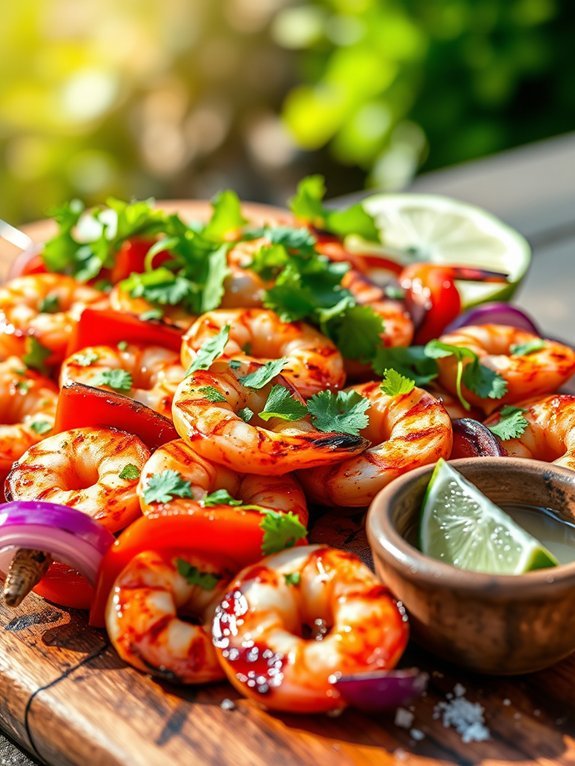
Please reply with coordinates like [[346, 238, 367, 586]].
[[1, 196, 575, 765], [0, 512, 573, 765]]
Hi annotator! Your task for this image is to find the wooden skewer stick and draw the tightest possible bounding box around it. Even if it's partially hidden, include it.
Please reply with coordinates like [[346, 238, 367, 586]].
[[3, 549, 52, 607]]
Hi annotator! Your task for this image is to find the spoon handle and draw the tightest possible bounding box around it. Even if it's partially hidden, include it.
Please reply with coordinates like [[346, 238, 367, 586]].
[[0, 219, 33, 251]]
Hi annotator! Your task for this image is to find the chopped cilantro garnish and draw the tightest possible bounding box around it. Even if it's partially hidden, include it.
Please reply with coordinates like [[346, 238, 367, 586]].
[[92, 369, 133, 392], [372, 346, 438, 385], [487, 406, 529, 441], [117, 341, 128, 352], [510, 339, 546, 357], [284, 572, 301, 586], [23, 337, 52, 374], [289, 175, 380, 241], [122, 268, 195, 307], [139, 309, 163, 321], [380, 369, 415, 396], [143, 470, 193, 504], [323, 304, 384, 362], [38, 294, 60, 314], [259, 385, 308, 422], [202, 190, 247, 242], [119, 464, 140, 480], [238, 407, 254, 422], [260, 510, 307, 556], [307, 390, 370, 436], [30, 420, 52, 435], [199, 386, 227, 403], [200, 489, 243, 507], [201, 244, 229, 313], [73, 350, 100, 367], [15, 380, 31, 393], [175, 558, 222, 590], [239, 359, 288, 389], [185, 325, 230, 375]]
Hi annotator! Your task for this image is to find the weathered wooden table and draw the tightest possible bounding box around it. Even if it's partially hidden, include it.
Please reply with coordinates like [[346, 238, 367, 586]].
[[1, 132, 574, 766]]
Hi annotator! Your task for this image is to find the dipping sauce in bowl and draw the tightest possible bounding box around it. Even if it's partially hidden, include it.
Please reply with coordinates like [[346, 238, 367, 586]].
[[367, 457, 575, 674]]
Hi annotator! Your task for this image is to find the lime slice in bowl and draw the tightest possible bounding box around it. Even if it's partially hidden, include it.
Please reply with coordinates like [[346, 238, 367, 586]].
[[347, 194, 532, 308], [420, 459, 557, 575]]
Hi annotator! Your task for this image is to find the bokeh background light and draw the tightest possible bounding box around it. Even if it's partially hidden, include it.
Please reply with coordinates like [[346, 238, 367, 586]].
[[1, 0, 573, 221]]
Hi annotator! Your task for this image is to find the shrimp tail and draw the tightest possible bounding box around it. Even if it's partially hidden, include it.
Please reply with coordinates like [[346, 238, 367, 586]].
[[3, 548, 52, 607]]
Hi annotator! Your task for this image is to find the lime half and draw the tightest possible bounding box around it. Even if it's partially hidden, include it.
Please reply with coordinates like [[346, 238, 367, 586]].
[[420, 459, 558, 575], [348, 194, 531, 308]]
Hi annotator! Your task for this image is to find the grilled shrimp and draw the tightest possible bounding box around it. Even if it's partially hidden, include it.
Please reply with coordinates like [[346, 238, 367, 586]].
[[172, 360, 368, 476], [212, 545, 408, 713], [0, 274, 106, 363], [60, 344, 185, 419], [138, 439, 308, 524], [220, 239, 268, 309], [436, 324, 575, 414], [106, 549, 235, 683], [485, 394, 575, 470], [5, 427, 150, 532], [181, 308, 345, 398], [0, 357, 58, 483], [298, 382, 452, 507]]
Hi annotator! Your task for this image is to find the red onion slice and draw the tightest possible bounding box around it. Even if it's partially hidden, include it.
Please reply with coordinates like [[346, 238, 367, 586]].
[[451, 418, 505, 458], [444, 302, 540, 335], [333, 668, 428, 711]]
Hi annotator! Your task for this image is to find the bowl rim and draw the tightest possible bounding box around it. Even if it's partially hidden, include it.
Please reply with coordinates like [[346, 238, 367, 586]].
[[367, 456, 575, 595]]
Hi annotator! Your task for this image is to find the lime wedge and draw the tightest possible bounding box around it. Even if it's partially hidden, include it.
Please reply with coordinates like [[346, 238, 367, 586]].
[[347, 194, 531, 308], [420, 459, 558, 574]]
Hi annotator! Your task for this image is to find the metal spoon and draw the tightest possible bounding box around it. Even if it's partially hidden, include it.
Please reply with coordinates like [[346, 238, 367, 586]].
[[0, 218, 33, 251]]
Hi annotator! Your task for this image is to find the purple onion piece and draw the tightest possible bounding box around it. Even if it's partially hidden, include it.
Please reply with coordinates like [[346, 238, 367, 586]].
[[451, 418, 505, 459], [444, 302, 540, 335], [333, 668, 428, 711]]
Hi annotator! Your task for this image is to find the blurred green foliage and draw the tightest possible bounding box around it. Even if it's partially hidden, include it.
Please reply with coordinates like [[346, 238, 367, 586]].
[[0, 0, 573, 222], [277, 0, 575, 189]]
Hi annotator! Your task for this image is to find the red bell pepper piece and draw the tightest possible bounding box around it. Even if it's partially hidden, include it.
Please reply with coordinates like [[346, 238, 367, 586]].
[[89, 507, 287, 626], [34, 563, 94, 610], [66, 307, 183, 356], [108, 237, 172, 283], [55, 382, 178, 450]]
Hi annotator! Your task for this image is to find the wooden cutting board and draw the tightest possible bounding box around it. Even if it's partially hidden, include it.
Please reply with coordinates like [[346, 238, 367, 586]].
[[1, 208, 574, 764], [0, 512, 572, 766]]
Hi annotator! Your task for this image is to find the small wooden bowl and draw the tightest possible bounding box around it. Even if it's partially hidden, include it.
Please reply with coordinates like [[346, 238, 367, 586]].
[[367, 457, 575, 675]]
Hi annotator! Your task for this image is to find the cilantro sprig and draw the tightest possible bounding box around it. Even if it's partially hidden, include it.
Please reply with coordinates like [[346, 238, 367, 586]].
[[307, 390, 370, 436], [260, 510, 307, 556], [380, 369, 415, 396], [175, 559, 222, 590], [259, 385, 308, 422], [143, 470, 193, 504], [185, 325, 230, 375], [239, 359, 288, 389], [487, 406, 529, 441], [92, 369, 133, 392], [200, 489, 243, 507]]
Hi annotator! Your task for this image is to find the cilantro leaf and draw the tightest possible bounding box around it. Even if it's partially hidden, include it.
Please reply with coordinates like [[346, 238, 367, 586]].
[[139, 309, 163, 321], [73, 350, 100, 367], [260, 510, 307, 556], [307, 390, 370, 436], [200, 489, 243, 507], [203, 190, 247, 241], [462, 359, 508, 400], [122, 268, 195, 307], [117, 341, 128, 351], [23, 338, 52, 373], [185, 325, 230, 375], [143, 470, 193, 504], [30, 420, 52, 435], [240, 359, 288, 389], [259, 385, 308, 422], [424, 339, 476, 362], [199, 386, 227, 403], [238, 407, 254, 422], [510, 339, 546, 357], [487, 406, 529, 441], [201, 244, 229, 313], [38, 294, 60, 314], [324, 304, 384, 363], [175, 558, 222, 590], [119, 464, 140, 480], [372, 346, 438, 385], [92, 369, 133, 392], [289, 175, 379, 241], [380, 369, 415, 396], [284, 572, 301, 586], [16, 380, 31, 393], [245, 226, 317, 262]]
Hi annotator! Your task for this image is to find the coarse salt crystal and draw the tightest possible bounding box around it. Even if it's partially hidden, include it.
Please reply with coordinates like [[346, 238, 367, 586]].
[[410, 728, 425, 741], [434, 692, 491, 744], [220, 698, 236, 711], [395, 708, 415, 729]]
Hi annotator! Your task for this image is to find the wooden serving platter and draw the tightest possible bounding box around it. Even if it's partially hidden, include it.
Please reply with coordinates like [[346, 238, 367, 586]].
[[1, 205, 575, 764], [0, 512, 574, 766]]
